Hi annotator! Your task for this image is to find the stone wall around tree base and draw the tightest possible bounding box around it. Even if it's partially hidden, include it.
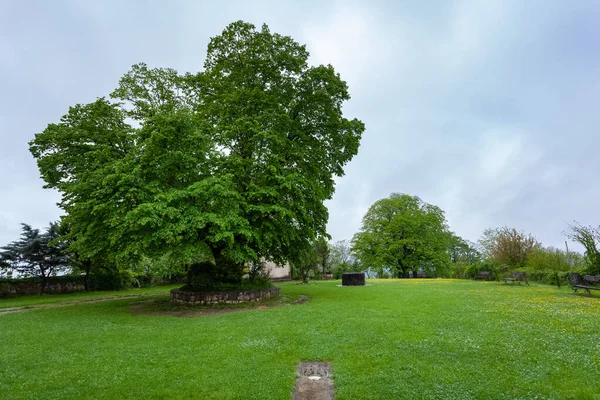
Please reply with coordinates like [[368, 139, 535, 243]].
[[170, 286, 280, 305]]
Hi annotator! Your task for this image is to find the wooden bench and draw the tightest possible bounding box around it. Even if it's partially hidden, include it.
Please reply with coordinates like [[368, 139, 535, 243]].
[[503, 271, 529, 286], [569, 273, 600, 295], [473, 271, 492, 281]]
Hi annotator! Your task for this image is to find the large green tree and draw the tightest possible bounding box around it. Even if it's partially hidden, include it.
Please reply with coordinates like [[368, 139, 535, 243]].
[[29, 21, 364, 286], [351, 193, 451, 278]]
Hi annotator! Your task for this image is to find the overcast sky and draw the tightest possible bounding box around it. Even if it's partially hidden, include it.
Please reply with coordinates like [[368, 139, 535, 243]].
[[1, 0, 599, 252]]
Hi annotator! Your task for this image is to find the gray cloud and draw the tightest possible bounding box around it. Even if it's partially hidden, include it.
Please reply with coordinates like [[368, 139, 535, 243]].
[[1, 0, 599, 252]]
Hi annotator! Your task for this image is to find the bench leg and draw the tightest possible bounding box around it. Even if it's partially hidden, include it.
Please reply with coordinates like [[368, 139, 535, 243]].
[[586, 288, 591, 295]]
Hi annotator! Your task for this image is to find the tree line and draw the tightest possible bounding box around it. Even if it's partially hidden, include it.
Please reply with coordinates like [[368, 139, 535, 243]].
[[3, 193, 599, 289], [294, 193, 599, 284]]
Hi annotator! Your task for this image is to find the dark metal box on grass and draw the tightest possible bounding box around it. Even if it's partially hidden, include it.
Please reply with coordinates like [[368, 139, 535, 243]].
[[342, 272, 365, 286]]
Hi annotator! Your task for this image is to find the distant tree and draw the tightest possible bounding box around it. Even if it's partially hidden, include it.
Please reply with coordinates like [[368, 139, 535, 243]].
[[313, 236, 331, 279], [0, 223, 69, 293], [29, 21, 365, 288], [565, 222, 600, 275], [292, 246, 320, 284], [478, 227, 540, 271], [0, 258, 11, 278], [447, 233, 482, 278], [330, 239, 354, 278], [291, 237, 331, 283], [448, 234, 481, 265], [351, 193, 451, 278]]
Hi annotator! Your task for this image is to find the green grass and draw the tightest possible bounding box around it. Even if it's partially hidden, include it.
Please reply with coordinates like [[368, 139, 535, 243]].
[[0, 284, 181, 309], [1, 280, 599, 399]]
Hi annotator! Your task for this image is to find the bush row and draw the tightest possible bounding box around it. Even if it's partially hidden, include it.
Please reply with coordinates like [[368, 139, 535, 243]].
[[0, 270, 139, 297]]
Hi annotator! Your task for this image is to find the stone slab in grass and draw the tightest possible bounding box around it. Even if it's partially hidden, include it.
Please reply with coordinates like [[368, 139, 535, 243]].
[[293, 362, 333, 400]]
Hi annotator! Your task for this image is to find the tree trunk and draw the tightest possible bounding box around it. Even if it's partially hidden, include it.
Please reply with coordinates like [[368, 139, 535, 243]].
[[83, 260, 91, 291], [40, 271, 47, 295], [396, 264, 409, 278]]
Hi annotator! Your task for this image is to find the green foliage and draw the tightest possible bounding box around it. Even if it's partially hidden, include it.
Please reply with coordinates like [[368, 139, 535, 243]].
[[566, 222, 600, 275], [478, 227, 540, 269], [450, 261, 468, 278], [525, 269, 570, 286], [87, 269, 136, 291], [29, 21, 364, 285], [351, 193, 451, 278], [332, 261, 356, 279], [448, 233, 481, 265], [313, 237, 331, 279], [464, 263, 480, 279], [463, 260, 499, 279], [521, 246, 585, 287], [525, 246, 584, 272], [0, 223, 69, 293], [290, 240, 323, 283]]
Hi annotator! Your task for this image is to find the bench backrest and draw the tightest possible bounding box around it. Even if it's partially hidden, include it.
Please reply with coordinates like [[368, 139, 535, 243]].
[[583, 275, 600, 283], [480, 271, 491, 277], [569, 273, 585, 286], [511, 271, 526, 279]]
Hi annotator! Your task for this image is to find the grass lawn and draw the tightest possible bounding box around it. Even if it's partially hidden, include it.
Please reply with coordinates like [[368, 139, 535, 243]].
[[0, 284, 182, 309], [1, 280, 599, 399]]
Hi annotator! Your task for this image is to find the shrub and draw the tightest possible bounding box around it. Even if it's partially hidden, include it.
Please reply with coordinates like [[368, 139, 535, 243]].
[[464, 264, 480, 279], [332, 263, 355, 279], [450, 262, 468, 278], [525, 269, 579, 287], [463, 260, 501, 280], [88, 270, 135, 291], [525, 247, 583, 272]]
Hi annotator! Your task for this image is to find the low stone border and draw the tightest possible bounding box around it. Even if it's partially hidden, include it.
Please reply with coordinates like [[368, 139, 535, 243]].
[[170, 286, 280, 305]]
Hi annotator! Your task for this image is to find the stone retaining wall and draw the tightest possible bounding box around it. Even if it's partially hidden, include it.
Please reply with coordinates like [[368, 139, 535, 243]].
[[170, 286, 280, 305], [0, 280, 85, 297]]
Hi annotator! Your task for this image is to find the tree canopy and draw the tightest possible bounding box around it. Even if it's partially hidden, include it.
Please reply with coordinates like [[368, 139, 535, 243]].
[[448, 233, 481, 265], [478, 227, 540, 270], [565, 222, 600, 274], [0, 223, 69, 292], [29, 21, 364, 284], [351, 193, 451, 278]]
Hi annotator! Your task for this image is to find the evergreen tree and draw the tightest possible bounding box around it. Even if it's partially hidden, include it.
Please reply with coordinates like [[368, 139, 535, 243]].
[[0, 223, 69, 293]]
